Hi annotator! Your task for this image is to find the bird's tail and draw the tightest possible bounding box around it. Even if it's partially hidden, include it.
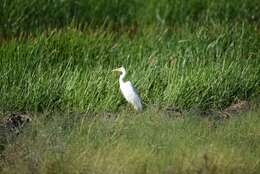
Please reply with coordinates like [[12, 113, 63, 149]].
[[133, 100, 142, 112]]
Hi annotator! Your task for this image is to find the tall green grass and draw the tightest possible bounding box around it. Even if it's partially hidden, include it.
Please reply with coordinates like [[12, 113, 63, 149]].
[[0, 23, 259, 112], [1, 109, 260, 173]]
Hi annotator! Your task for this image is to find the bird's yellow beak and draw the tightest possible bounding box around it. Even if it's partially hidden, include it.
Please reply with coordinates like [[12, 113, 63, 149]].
[[112, 68, 120, 72]]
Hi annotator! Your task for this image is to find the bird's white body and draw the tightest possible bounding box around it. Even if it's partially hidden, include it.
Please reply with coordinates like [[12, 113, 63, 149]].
[[113, 67, 142, 112], [119, 80, 142, 112]]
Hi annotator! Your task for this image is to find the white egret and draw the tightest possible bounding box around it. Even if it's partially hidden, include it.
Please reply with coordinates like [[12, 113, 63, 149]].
[[112, 66, 142, 112]]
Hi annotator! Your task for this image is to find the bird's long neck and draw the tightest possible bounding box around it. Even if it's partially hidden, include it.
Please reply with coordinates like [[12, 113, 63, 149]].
[[119, 70, 126, 85]]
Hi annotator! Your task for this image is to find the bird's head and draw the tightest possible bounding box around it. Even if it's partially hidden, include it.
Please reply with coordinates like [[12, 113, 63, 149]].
[[112, 66, 126, 75]]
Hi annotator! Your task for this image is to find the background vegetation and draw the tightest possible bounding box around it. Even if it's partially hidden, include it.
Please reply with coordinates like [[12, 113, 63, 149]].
[[1, 0, 259, 37], [0, 0, 259, 173]]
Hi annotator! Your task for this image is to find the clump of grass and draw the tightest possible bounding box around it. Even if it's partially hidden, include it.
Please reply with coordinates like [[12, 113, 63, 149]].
[[1, 109, 259, 173]]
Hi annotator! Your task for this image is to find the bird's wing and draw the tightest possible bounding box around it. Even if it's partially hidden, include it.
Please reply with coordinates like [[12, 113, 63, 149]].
[[125, 81, 140, 97], [122, 81, 142, 111], [126, 81, 139, 97]]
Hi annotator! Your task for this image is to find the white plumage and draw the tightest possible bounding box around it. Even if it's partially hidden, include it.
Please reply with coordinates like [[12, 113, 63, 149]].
[[112, 66, 142, 112]]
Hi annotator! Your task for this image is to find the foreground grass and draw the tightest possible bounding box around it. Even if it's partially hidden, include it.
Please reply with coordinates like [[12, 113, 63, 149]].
[[1, 109, 260, 174]]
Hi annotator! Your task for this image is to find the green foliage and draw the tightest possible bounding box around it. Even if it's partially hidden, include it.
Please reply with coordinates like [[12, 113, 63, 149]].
[[0, 23, 259, 112], [1, 0, 259, 37]]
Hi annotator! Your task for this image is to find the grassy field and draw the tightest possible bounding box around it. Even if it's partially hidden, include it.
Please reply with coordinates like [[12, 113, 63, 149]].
[[0, 25, 259, 112], [1, 0, 259, 37], [0, 0, 260, 173], [1, 109, 260, 174]]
